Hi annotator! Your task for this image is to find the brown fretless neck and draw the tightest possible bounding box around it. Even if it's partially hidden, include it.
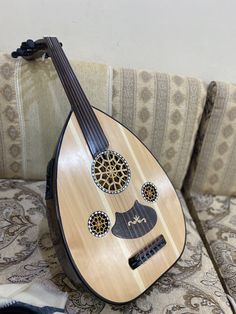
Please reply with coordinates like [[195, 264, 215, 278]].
[[45, 37, 109, 158]]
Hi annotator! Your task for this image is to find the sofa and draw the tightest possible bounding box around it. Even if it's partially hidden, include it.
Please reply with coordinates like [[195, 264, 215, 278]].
[[0, 53, 235, 313]]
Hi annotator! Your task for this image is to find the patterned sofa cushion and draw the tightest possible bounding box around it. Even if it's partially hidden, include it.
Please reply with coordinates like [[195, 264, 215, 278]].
[[187, 192, 236, 303], [186, 81, 236, 196], [0, 54, 110, 180], [0, 180, 231, 313], [112, 68, 206, 189]]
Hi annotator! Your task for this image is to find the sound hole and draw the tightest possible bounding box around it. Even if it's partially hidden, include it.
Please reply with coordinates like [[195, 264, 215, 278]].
[[141, 182, 158, 202], [88, 211, 110, 237], [91, 150, 131, 194]]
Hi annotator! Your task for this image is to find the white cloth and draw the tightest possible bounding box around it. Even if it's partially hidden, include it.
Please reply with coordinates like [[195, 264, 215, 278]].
[[0, 280, 67, 313]]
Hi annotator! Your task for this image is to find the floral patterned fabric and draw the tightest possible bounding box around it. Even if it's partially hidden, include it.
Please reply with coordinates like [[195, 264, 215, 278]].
[[0, 180, 232, 313], [187, 191, 236, 304]]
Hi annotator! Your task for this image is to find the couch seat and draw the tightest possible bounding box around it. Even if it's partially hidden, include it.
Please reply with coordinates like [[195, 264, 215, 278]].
[[0, 180, 232, 313], [188, 192, 236, 304]]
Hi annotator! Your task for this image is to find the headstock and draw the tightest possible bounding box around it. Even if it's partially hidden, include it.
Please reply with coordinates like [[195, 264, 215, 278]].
[[12, 39, 49, 60]]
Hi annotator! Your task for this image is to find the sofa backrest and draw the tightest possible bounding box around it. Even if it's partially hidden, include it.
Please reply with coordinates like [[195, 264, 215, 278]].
[[0, 54, 109, 180], [112, 68, 206, 189], [186, 81, 236, 196], [0, 54, 206, 189]]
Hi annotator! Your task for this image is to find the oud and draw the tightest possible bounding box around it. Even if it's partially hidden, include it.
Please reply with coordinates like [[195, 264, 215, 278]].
[[12, 38, 186, 304]]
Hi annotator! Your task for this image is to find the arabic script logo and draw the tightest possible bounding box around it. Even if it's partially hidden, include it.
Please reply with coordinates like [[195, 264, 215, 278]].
[[128, 215, 147, 226]]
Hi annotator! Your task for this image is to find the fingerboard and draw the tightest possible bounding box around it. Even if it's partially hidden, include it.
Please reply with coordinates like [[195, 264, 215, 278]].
[[45, 37, 109, 158]]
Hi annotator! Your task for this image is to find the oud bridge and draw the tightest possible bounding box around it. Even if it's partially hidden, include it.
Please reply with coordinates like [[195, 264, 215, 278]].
[[129, 234, 166, 269]]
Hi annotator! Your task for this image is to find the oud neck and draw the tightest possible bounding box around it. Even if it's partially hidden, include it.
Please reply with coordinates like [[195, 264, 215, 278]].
[[45, 37, 108, 158]]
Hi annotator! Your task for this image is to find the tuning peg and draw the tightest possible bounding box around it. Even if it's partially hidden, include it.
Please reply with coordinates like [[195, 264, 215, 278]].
[[11, 48, 24, 58], [20, 40, 35, 50], [21, 41, 27, 48], [17, 48, 24, 55], [26, 39, 35, 49], [11, 51, 18, 58], [12, 38, 49, 60]]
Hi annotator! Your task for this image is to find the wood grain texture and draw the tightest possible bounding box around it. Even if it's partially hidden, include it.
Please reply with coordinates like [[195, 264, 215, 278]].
[[56, 110, 186, 303]]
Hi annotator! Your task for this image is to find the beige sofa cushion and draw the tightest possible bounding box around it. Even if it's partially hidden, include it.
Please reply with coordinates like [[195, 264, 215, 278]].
[[186, 81, 236, 196], [112, 68, 206, 189], [0, 179, 231, 313], [187, 192, 236, 302], [0, 54, 109, 179]]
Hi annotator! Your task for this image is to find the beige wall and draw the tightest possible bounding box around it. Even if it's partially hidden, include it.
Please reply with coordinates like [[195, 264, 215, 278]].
[[1, 0, 236, 82]]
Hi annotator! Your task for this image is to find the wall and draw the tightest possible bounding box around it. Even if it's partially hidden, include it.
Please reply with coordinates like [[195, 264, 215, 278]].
[[1, 0, 236, 82]]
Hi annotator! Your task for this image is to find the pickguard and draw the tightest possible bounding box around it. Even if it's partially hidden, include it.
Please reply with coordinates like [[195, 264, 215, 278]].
[[111, 200, 157, 239]]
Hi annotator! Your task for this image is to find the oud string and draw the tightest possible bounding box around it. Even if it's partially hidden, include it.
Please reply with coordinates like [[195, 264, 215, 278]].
[[48, 39, 138, 247], [48, 37, 108, 155], [47, 37, 159, 260], [46, 38, 97, 151], [51, 37, 107, 153]]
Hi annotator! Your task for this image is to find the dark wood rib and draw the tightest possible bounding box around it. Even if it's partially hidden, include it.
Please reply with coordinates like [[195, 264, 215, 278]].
[[45, 37, 109, 158]]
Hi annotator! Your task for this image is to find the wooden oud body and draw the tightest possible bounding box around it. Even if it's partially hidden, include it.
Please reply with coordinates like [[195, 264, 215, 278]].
[[46, 108, 186, 304]]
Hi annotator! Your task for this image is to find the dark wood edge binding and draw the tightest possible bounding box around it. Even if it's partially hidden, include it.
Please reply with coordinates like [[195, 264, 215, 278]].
[[46, 108, 187, 305], [46, 111, 82, 288]]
